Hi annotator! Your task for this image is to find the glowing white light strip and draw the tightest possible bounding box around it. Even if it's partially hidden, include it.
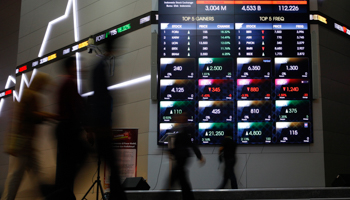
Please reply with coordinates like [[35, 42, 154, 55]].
[[0, 99, 4, 116], [13, 69, 38, 102], [107, 75, 151, 90], [71, 0, 82, 94], [76, 52, 82, 94], [0, 70, 37, 114], [81, 91, 94, 97], [0, 72, 17, 117], [38, 0, 79, 57], [1, 0, 81, 115], [72, 0, 79, 41], [37, 0, 82, 94], [81, 75, 151, 97], [5, 76, 16, 89]]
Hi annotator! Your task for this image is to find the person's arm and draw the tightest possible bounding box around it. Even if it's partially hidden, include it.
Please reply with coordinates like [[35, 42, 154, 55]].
[[191, 144, 203, 160], [188, 136, 205, 164], [33, 111, 58, 122]]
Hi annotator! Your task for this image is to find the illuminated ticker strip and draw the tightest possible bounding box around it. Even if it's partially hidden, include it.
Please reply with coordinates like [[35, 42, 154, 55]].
[[310, 14, 327, 24], [1, 10, 157, 116], [16, 12, 157, 76], [81, 75, 151, 97], [0, 89, 13, 99], [310, 12, 350, 38], [196, 1, 308, 4]]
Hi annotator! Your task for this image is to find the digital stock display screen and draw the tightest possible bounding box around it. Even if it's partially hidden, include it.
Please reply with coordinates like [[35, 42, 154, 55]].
[[158, 0, 313, 145]]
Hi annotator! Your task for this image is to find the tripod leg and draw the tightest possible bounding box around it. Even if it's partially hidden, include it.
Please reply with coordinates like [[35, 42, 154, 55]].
[[98, 180, 107, 200], [82, 156, 106, 200], [96, 180, 99, 200], [81, 180, 97, 200]]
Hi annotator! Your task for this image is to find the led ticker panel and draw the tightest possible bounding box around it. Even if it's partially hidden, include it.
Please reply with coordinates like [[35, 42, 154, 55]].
[[0, 88, 14, 99], [15, 12, 158, 76], [158, 0, 312, 144]]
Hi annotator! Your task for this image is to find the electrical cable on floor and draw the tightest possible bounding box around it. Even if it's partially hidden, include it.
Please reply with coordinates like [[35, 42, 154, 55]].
[[260, 144, 265, 154], [237, 145, 264, 187], [238, 153, 250, 187]]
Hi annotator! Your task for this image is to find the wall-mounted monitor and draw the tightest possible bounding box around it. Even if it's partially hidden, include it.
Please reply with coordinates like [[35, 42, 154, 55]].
[[158, 0, 312, 145]]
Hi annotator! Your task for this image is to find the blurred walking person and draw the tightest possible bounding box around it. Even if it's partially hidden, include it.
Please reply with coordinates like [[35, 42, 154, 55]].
[[2, 71, 55, 200], [51, 56, 90, 199], [217, 135, 238, 189], [90, 38, 127, 200], [161, 114, 205, 200]]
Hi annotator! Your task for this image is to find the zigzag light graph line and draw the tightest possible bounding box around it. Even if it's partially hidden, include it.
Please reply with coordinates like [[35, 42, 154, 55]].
[[0, 70, 36, 116], [38, 0, 83, 94], [0, 0, 151, 115], [38, 0, 83, 93], [5, 76, 16, 90], [12, 69, 38, 102], [0, 0, 79, 115], [38, 0, 79, 57]]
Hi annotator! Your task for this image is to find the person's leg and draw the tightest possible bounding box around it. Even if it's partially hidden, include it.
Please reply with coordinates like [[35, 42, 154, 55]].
[[177, 159, 194, 200], [226, 159, 238, 189], [28, 151, 41, 176], [1, 156, 28, 200], [54, 123, 71, 191], [157, 159, 180, 200], [55, 125, 86, 192], [55, 139, 75, 191], [230, 172, 238, 189], [218, 163, 229, 189], [27, 150, 52, 197], [169, 160, 181, 188]]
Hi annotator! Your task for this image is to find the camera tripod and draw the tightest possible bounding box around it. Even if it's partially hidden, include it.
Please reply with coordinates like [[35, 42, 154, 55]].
[[82, 156, 107, 200]]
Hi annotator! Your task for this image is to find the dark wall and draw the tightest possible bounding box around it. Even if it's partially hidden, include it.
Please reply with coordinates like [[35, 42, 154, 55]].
[[318, 21, 350, 186], [318, 0, 350, 27], [0, 0, 21, 193]]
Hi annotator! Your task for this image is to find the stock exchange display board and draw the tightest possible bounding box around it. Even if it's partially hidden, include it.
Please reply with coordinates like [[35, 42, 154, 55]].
[[157, 0, 313, 145]]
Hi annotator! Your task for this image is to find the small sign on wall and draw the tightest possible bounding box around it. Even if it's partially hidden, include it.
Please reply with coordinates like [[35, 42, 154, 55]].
[[104, 128, 138, 191]]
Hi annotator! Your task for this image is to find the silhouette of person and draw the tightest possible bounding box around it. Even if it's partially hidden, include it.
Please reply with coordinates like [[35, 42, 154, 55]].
[[53, 56, 90, 197], [162, 113, 205, 200], [2, 71, 55, 200], [90, 38, 127, 200], [217, 135, 238, 189]]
